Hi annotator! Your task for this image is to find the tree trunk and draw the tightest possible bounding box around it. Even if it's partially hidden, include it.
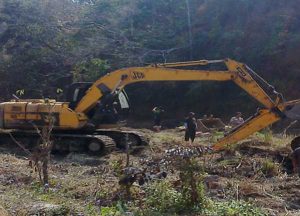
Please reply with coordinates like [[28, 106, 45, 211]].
[[42, 156, 49, 185], [185, 0, 193, 60]]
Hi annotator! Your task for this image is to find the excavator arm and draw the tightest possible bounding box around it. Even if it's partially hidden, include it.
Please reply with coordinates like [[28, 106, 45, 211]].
[[214, 99, 300, 150], [75, 68, 231, 113], [73, 58, 299, 150]]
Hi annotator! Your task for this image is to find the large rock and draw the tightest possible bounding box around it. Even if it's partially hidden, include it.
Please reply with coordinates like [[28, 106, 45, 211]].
[[27, 202, 69, 216]]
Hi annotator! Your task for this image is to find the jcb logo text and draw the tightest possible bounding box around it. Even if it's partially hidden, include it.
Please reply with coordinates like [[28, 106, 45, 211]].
[[131, 71, 145, 80]]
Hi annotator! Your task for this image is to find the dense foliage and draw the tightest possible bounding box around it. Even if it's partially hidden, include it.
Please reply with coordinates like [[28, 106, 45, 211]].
[[1, 0, 300, 119]]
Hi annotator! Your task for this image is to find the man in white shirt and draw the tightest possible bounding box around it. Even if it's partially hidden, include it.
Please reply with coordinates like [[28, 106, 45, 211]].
[[229, 112, 244, 128]]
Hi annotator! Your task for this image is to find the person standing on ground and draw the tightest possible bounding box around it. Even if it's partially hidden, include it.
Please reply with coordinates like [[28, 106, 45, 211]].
[[291, 137, 300, 176], [152, 106, 164, 132], [184, 112, 198, 146], [229, 112, 244, 127], [112, 101, 119, 122]]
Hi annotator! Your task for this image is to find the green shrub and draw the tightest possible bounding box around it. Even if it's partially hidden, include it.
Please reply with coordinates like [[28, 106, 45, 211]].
[[85, 204, 123, 216], [258, 128, 273, 143], [111, 159, 123, 177], [144, 181, 184, 214], [260, 159, 280, 177], [142, 158, 207, 215], [100, 206, 122, 216], [178, 159, 206, 210]]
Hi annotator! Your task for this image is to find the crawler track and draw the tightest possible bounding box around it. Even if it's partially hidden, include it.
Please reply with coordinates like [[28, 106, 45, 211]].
[[0, 128, 149, 155]]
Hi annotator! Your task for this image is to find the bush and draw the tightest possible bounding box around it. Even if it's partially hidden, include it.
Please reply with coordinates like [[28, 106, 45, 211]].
[[144, 181, 184, 214], [85, 203, 124, 216], [178, 158, 206, 210], [141, 158, 207, 215], [260, 159, 280, 177], [100, 206, 122, 216]]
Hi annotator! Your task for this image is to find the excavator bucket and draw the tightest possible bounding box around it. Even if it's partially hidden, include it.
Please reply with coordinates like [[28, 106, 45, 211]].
[[197, 118, 226, 132], [285, 101, 300, 120], [196, 120, 210, 132]]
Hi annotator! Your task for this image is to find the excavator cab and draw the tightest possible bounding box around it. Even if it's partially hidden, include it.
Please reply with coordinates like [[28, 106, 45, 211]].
[[65, 82, 130, 126], [66, 82, 99, 121], [65, 82, 93, 109]]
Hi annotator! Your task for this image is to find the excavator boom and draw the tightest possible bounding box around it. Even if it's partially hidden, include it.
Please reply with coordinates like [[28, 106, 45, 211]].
[[75, 68, 232, 113], [75, 59, 277, 114]]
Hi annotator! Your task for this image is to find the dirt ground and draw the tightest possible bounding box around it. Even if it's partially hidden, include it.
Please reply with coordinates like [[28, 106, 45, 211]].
[[0, 128, 300, 215]]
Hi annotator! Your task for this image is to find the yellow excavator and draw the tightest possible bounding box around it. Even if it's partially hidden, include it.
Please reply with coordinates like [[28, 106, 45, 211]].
[[1, 58, 300, 153]]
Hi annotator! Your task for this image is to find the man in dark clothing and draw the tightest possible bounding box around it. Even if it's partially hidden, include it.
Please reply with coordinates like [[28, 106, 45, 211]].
[[112, 101, 119, 122], [152, 106, 164, 132], [291, 137, 300, 176], [184, 112, 198, 145]]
